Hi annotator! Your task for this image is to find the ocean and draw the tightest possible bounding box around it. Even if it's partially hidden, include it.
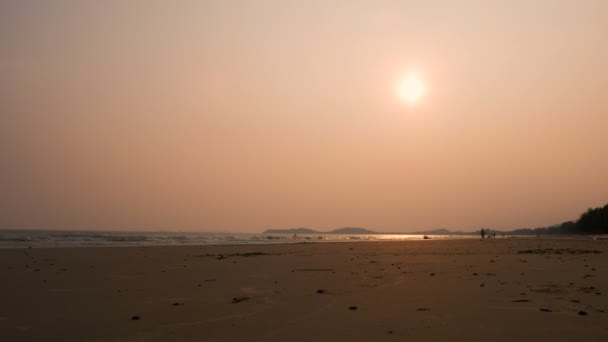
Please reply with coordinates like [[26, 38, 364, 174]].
[[0, 229, 477, 248]]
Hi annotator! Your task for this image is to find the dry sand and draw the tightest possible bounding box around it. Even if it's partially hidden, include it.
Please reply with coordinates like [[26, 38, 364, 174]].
[[1, 238, 607, 341]]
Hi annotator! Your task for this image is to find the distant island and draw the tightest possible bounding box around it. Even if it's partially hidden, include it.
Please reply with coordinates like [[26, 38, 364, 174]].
[[263, 202, 608, 236], [411, 229, 471, 235], [263, 227, 377, 235], [263, 227, 473, 235], [263, 228, 322, 235]]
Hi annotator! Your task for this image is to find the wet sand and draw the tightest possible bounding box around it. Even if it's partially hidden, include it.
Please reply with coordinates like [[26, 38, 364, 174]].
[[1, 238, 607, 341]]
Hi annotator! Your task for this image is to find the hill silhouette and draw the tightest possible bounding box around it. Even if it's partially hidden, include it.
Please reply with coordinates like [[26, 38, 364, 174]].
[[329, 227, 377, 234]]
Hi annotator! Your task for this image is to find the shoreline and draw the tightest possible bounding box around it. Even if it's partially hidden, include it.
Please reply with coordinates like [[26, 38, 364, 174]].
[[0, 235, 600, 250], [1, 228, 603, 249], [0, 234, 600, 249]]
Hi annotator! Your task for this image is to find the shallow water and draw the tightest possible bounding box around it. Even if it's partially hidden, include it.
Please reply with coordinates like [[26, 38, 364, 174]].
[[0, 229, 479, 248]]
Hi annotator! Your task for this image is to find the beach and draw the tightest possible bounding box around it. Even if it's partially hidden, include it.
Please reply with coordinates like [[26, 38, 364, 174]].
[[1, 238, 606, 341]]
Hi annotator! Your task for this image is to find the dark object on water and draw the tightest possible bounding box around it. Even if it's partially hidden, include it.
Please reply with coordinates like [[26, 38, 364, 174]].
[[349, 306, 358, 310], [423, 235, 430, 239], [232, 296, 250, 303]]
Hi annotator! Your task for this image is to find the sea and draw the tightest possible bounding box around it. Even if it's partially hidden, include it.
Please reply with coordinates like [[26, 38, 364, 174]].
[[0, 229, 478, 248]]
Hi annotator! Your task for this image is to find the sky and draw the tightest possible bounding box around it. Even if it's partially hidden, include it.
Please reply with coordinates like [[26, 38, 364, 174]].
[[1, 0, 607, 232]]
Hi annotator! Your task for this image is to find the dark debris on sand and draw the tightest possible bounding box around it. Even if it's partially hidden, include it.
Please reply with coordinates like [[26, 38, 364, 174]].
[[197, 252, 275, 259], [232, 296, 250, 304], [518, 248, 601, 255]]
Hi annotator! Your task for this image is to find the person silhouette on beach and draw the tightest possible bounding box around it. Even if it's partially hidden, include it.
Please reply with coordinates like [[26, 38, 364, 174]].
[[480, 228, 485, 240]]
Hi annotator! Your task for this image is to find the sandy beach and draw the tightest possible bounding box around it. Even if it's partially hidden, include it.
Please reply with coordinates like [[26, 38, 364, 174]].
[[1, 238, 607, 341]]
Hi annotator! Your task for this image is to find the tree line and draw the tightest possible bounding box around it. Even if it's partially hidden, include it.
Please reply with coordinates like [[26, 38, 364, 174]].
[[509, 202, 608, 235]]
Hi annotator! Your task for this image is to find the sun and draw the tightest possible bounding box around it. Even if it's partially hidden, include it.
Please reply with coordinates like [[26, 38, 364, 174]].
[[397, 74, 426, 106]]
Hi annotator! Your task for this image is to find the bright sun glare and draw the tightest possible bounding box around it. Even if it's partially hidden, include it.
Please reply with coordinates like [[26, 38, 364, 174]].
[[397, 74, 426, 106]]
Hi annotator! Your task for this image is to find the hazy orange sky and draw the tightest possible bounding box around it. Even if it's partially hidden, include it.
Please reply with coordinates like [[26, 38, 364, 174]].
[[1, 1, 607, 232]]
